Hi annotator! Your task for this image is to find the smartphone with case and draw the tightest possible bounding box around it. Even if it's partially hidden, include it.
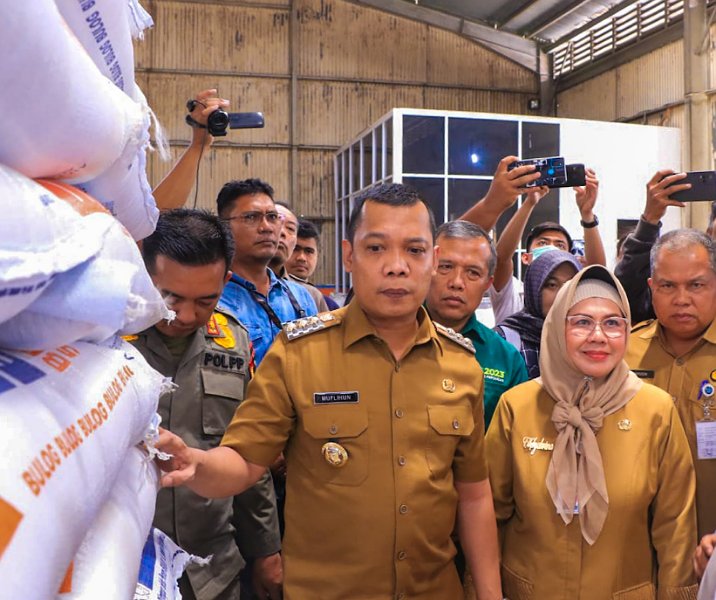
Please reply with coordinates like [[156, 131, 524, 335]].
[[664, 171, 716, 202], [547, 164, 587, 188], [508, 156, 567, 188]]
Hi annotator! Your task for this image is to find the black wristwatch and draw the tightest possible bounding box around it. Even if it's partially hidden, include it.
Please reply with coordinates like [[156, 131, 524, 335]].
[[580, 215, 599, 229]]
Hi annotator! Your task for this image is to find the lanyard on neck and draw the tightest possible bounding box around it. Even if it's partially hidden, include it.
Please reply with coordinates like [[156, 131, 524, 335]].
[[235, 275, 307, 330]]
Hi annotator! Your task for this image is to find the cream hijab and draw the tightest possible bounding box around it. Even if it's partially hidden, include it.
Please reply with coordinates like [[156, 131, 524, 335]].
[[537, 265, 643, 545]]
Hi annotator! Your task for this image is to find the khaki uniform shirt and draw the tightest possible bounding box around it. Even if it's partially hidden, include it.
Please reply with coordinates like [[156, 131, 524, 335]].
[[626, 318, 716, 538], [130, 311, 280, 600], [221, 302, 489, 600], [487, 380, 697, 600]]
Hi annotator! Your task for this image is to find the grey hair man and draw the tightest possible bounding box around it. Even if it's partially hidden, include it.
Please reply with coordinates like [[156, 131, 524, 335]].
[[626, 228, 716, 539], [425, 220, 528, 428]]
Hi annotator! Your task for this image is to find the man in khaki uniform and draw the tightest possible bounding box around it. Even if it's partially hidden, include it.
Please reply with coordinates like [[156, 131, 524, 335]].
[[626, 228, 716, 538], [156, 184, 503, 600], [133, 209, 282, 600]]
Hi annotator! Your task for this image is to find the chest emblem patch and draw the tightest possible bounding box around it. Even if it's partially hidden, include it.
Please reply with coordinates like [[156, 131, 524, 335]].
[[523, 437, 554, 455], [617, 419, 632, 431], [322, 442, 348, 467], [442, 378, 456, 393]]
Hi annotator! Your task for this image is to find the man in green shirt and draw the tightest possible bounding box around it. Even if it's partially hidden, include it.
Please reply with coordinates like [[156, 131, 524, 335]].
[[426, 220, 528, 427]]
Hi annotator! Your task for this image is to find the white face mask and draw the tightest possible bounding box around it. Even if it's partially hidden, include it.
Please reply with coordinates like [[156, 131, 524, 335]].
[[531, 245, 560, 261]]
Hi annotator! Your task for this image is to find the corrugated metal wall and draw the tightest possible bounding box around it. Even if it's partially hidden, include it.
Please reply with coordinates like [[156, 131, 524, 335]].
[[556, 40, 685, 122], [137, 0, 538, 284], [556, 30, 716, 230]]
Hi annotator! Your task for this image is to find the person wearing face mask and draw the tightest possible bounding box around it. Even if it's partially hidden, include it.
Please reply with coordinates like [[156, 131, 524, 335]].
[[486, 265, 697, 600], [494, 249, 581, 379]]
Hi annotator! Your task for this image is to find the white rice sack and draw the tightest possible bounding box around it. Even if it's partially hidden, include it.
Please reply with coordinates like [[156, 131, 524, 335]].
[[58, 445, 160, 600], [0, 0, 146, 183], [0, 340, 166, 598], [0, 166, 112, 325], [134, 529, 210, 600], [80, 85, 160, 241], [0, 181, 171, 350], [54, 0, 152, 95], [53, 0, 161, 240]]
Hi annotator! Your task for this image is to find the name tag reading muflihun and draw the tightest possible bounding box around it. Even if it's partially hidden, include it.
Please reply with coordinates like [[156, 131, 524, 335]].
[[313, 391, 359, 405]]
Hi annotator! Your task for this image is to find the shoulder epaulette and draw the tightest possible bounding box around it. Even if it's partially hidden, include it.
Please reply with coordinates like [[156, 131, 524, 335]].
[[213, 307, 249, 335], [630, 319, 655, 334], [284, 312, 341, 341], [433, 322, 475, 353]]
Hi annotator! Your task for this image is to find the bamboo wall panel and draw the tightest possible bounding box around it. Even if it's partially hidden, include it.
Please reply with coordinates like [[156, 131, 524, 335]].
[[137, 1, 289, 74], [424, 88, 531, 114], [556, 40, 683, 122], [557, 70, 617, 121], [296, 0, 427, 81], [297, 80, 424, 146], [627, 103, 687, 167], [147, 146, 290, 211], [142, 72, 290, 144], [312, 218, 336, 286], [426, 27, 536, 92], [711, 24, 716, 91], [295, 150, 335, 217], [616, 40, 683, 120]]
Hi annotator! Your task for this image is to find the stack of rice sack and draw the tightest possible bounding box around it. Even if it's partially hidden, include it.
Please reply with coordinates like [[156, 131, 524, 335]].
[[0, 1, 179, 597], [0, 0, 164, 242]]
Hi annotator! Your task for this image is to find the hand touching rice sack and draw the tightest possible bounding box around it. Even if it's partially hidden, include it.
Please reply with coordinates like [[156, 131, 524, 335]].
[[0, 166, 112, 326], [58, 445, 160, 600], [0, 340, 166, 598], [0, 181, 171, 350], [0, 0, 147, 184]]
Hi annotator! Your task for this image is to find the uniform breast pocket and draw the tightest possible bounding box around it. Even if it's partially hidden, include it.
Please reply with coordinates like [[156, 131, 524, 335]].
[[299, 406, 369, 486], [426, 403, 475, 478], [200, 369, 245, 436], [246, 323, 264, 347]]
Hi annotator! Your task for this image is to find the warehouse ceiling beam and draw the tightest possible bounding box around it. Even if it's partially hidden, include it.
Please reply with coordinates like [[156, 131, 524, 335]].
[[350, 0, 539, 72], [524, 0, 595, 37], [545, 0, 642, 51], [499, 0, 546, 29], [499, 0, 594, 36]]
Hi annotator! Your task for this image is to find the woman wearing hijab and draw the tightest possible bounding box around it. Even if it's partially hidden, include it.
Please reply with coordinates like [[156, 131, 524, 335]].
[[486, 265, 697, 600], [495, 249, 581, 379]]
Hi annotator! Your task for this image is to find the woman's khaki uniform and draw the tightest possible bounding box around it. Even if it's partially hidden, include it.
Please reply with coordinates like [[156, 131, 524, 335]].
[[487, 379, 697, 600]]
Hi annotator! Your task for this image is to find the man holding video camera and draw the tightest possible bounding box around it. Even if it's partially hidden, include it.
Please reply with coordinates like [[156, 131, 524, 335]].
[[153, 89, 229, 212]]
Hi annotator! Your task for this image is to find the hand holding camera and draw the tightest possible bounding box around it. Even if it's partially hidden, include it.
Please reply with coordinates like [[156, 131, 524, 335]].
[[186, 89, 264, 138], [184, 89, 230, 148]]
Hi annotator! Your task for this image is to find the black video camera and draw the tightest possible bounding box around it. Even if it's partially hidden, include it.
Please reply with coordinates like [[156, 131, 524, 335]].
[[185, 100, 265, 137]]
